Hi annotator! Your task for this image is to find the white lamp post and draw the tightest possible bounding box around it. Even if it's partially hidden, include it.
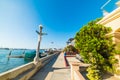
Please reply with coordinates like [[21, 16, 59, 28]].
[[34, 25, 47, 64]]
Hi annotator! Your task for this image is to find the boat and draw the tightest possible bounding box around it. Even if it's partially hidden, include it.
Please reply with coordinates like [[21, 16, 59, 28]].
[[24, 50, 48, 60]]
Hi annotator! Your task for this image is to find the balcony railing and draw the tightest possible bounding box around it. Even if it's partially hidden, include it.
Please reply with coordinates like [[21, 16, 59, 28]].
[[101, 0, 120, 16]]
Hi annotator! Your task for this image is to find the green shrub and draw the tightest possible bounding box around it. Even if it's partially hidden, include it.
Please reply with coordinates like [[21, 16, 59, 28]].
[[63, 45, 78, 53], [87, 65, 102, 80], [75, 19, 117, 80], [115, 69, 120, 75]]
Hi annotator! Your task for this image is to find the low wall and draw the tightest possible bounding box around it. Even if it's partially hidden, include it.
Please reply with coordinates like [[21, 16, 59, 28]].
[[70, 62, 90, 80], [0, 53, 58, 80], [74, 70, 85, 80], [0, 62, 34, 80]]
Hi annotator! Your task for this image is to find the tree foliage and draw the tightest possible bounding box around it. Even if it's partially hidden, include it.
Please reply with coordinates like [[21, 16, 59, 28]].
[[63, 45, 78, 53], [75, 19, 117, 80]]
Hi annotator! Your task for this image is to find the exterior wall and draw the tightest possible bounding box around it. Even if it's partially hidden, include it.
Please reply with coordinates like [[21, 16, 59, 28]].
[[71, 40, 75, 46], [97, 7, 120, 32], [104, 16, 120, 32], [0, 53, 57, 80], [97, 7, 120, 50]]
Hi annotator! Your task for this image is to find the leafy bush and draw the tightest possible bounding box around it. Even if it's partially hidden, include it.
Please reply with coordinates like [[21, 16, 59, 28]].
[[87, 65, 102, 80], [75, 19, 117, 80], [115, 69, 120, 75], [63, 45, 78, 53]]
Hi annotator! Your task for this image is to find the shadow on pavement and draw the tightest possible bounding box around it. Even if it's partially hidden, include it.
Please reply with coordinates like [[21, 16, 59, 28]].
[[29, 54, 60, 80]]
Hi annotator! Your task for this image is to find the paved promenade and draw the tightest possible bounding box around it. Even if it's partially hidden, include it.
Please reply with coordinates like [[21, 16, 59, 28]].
[[30, 53, 71, 80]]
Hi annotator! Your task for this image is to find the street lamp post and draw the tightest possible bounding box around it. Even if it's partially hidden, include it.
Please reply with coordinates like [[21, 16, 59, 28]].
[[34, 25, 47, 64]]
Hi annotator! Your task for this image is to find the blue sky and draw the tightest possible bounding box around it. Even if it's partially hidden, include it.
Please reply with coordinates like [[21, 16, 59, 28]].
[[0, 0, 118, 49]]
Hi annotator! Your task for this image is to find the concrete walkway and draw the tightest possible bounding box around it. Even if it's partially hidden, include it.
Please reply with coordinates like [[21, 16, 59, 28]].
[[30, 53, 71, 80]]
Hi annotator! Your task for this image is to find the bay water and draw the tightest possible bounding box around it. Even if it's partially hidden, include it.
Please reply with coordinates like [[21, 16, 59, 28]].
[[0, 49, 34, 73]]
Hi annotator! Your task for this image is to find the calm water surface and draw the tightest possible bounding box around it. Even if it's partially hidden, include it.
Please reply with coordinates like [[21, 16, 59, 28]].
[[0, 49, 33, 73]]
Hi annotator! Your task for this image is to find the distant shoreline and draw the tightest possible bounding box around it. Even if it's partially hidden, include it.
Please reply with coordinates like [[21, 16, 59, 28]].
[[0, 48, 9, 50], [0, 48, 28, 50], [0, 48, 47, 50]]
